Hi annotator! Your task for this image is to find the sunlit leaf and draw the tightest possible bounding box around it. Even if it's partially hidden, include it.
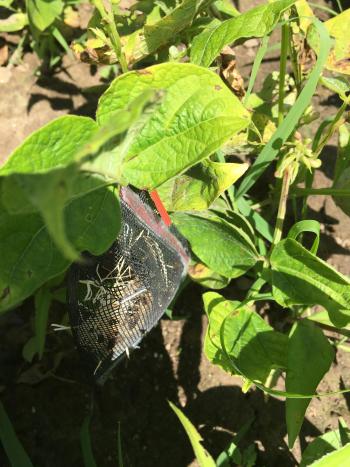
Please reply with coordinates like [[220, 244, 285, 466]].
[[0, 12, 28, 32], [97, 63, 250, 189], [308, 443, 350, 466], [188, 262, 230, 289], [27, 0, 63, 31], [157, 159, 248, 211], [126, 0, 200, 64], [190, 0, 295, 67], [172, 213, 258, 278], [203, 292, 288, 381], [270, 239, 350, 327], [301, 426, 350, 467], [286, 320, 334, 448], [168, 401, 216, 467], [308, 8, 350, 75]]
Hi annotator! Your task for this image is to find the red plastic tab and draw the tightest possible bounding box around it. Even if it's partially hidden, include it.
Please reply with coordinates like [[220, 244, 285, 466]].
[[149, 190, 172, 226]]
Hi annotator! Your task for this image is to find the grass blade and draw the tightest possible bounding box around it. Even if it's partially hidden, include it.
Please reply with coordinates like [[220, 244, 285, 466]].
[[80, 415, 97, 467], [117, 422, 124, 467], [236, 19, 331, 199], [0, 400, 34, 467], [244, 34, 270, 104]]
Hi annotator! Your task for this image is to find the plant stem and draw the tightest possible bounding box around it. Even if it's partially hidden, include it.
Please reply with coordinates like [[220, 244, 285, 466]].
[[278, 22, 289, 125], [271, 169, 292, 248]]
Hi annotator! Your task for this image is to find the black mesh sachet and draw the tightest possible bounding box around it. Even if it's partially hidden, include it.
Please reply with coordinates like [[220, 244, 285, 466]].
[[67, 187, 189, 384]]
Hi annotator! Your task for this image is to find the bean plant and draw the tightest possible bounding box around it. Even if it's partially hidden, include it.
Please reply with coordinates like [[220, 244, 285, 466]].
[[1, 0, 350, 465]]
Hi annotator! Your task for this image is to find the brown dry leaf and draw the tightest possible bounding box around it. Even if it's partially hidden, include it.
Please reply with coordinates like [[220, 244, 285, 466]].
[[71, 41, 116, 65], [220, 47, 245, 99], [295, 36, 316, 75], [0, 44, 8, 66]]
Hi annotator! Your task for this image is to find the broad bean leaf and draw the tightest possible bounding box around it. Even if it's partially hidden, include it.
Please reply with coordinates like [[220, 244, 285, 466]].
[[270, 239, 350, 327], [1, 172, 106, 215], [168, 401, 216, 467], [190, 0, 295, 67], [0, 115, 97, 175], [97, 63, 250, 189], [213, 0, 239, 18], [286, 320, 334, 448], [308, 8, 350, 75], [0, 188, 120, 313], [157, 159, 248, 211], [309, 442, 350, 467], [126, 0, 200, 64], [301, 427, 350, 467], [27, 0, 64, 31], [0, 116, 99, 260], [172, 213, 258, 278], [0, 13, 28, 32], [324, 8, 350, 75], [203, 292, 288, 382], [320, 76, 350, 101], [188, 262, 230, 289], [12, 168, 80, 261]]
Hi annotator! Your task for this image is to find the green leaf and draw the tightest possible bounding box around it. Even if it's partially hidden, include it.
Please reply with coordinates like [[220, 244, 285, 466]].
[[333, 125, 350, 215], [203, 292, 288, 382], [97, 63, 250, 189], [334, 123, 350, 184], [190, 0, 295, 67], [236, 197, 273, 242], [127, 0, 200, 64], [0, 115, 97, 175], [188, 262, 230, 289], [80, 415, 97, 467], [0, 116, 100, 260], [286, 320, 334, 448], [0, 188, 120, 313], [168, 401, 216, 467], [270, 239, 350, 327], [157, 159, 248, 211], [212, 0, 239, 18], [12, 168, 81, 261], [0, 400, 34, 467], [34, 286, 51, 359], [310, 8, 350, 76], [27, 0, 64, 31], [309, 442, 350, 466], [216, 417, 254, 467], [320, 76, 350, 100], [0, 12, 28, 32], [172, 213, 258, 278], [287, 220, 320, 254], [301, 427, 350, 467]]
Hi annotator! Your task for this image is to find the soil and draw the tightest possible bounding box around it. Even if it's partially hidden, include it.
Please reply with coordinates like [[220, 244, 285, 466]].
[[1, 2, 350, 467]]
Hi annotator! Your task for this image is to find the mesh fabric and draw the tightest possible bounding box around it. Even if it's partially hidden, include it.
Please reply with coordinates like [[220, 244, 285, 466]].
[[67, 187, 189, 384]]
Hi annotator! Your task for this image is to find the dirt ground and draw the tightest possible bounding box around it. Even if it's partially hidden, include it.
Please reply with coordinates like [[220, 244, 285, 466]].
[[1, 1, 350, 466]]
